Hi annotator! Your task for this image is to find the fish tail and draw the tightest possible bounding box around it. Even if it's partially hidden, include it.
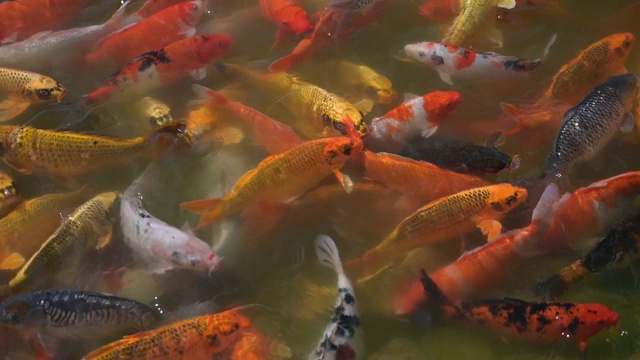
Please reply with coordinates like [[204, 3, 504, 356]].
[[104, 0, 135, 33], [191, 84, 228, 106], [315, 235, 344, 275], [143, 123, 194, 159], [180, 198, 226, 229]]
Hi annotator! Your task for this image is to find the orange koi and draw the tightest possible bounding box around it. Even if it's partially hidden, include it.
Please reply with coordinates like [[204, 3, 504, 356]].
[[260, 0, 313, 48], [362, 152, 490, 205], [190, 84, 304, 155], [84, 1, 206, 69], [82, 34, 233, 109], [366, 91, 462, 153], [223, 329, 292, 360], [419, 270, 619, 354], [181, 137, 363, 229], [419, 0, 460, 21], [0, 0, 85, 44], [395, 171, 640, 314], [81, 307, 251, 360], [134, 0, 192, 18]]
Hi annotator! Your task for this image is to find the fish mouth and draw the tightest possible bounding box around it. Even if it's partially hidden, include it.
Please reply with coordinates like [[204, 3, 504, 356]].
[[379, 92, 398, 105], [56, 87, 67, 102]]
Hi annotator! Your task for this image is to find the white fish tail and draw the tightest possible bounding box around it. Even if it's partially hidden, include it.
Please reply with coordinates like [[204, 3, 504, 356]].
[[532, 182, 560, 223], [315, 235, 344, 275], [104, 0, 136, 34]]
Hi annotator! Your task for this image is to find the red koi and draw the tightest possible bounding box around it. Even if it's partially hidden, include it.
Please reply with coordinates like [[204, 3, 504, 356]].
[[260, 0, 313, 48], [81, 34, 233, 109], [190, 84, 304, 155], [419, 0, 460, 21], [0, 0, 85, 44], [84, 1, 206, 69], [419, 270, 619, 354], [134, 0, 192, 18]]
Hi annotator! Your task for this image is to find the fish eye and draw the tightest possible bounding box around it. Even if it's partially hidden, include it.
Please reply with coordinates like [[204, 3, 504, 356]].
[[505, 195, 517, 206], [364, 85, 378, 95], [342, 145, 352, 156], [334, 121, 345, 132], [215, 41, 225, 47], [37, 89, 51, 98], [282, 20, 289, 26], [418, 51, 426, 57]]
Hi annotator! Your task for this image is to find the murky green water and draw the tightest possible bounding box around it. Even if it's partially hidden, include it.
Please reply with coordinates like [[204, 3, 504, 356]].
[[2, 0, 640, 359]]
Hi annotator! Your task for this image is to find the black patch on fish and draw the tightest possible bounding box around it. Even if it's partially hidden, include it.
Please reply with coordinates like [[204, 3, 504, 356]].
[[137, 49, 171, 72], [206, 333, 219, 347], [502, 59, 533, 71], [566, 316, 580, 335], [431, 54, 445, 65], [582, 209, 640, 272]]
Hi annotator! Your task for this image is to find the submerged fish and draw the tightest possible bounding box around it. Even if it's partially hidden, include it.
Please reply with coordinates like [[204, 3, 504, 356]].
[[442, 0, 516, 47], [0, 123, 192, 178], [311, 235, 361, 360], [224, 329, 292, 360], [121, 169, 222, 274], [0, 192, 120, 298], [181, 137, 363, 229], [81, 307, 251, 360], [366, 91, 462, 153], [0, 68, 66, 121], [0, 289, 160, 340], [138, 96, 174, 128], [0, 0, 85, 44], [400, 136, 519, 174], [418, 270, 619, 354], [347, 184, 527, 281], [0, 172, 19, 218], [545, 73, 638, 177], [260, 0, 313, 48]]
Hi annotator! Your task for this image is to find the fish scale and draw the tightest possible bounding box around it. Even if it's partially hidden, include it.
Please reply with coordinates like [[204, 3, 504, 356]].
[[442, 0, 505, 47], [0, 69, 33, 92]]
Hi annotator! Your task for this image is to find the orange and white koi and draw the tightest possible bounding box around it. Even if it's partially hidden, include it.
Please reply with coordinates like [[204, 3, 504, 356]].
[[181, 137, 363, 229], [81, 34, 233, 109], [366, 91, 462, 153], [260, 0, 313, 48], [191, 85, 304, 154], [84, 1, 206, 69], [404, 34, 556, 85]]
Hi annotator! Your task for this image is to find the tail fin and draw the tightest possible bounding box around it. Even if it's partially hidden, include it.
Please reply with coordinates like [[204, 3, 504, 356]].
[[191, 84, 228, 106], [103, 0, 137, 34], [143, 123, 194, 159], [180, 198, 226, 229], [419, 269, 450, 308], [315, 235, 344, 274]]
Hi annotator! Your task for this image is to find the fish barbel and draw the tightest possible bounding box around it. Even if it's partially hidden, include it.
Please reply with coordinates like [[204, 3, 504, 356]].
[[0, 192, 120, 298], [81, 307, 251, 360]]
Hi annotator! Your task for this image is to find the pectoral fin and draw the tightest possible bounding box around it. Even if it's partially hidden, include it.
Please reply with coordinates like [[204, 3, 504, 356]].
[[189, 67, 207, 81], [354, 98, 374, 115], [477, 219, 502, 241], [437, 70, 453, 85], [621, 112, 635, 133], [95, 224, 113, 250], [333, 170, 354, 194], [0, 252, 25, 270], [0, 98, 30, 121]]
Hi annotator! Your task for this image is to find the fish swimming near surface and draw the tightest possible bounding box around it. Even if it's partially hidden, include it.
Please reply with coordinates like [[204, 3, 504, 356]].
[[404, 34, 556, 85], [0, 289, 161, 340], [120, 167, 222, 274], [418, 270, 619, 354], [544, 73, 639, 178], [260, 0, 313, 48], [0, 192, 120, 298], [346, 184, 527, 282], [442, 0, 516, 47], [0, 68, 66, 122], [366, 91, 462, 153], [81, 307, 251, 360], [181, 137, 363, 229], [138, 96, 174, 128], [310, 235, 362, 360], [0, 172, 20, 218], [84, 1, 206, 69]]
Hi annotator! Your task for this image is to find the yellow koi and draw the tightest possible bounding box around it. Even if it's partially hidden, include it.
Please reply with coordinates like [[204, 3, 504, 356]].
[[442, 0, 516, 47]]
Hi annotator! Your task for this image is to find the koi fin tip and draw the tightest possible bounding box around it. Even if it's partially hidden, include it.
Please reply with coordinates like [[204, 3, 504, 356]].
[[315, 234, 344, 274]]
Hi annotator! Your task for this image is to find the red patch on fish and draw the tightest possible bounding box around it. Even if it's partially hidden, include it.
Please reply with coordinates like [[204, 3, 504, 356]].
[[453, 49, 477, 70]]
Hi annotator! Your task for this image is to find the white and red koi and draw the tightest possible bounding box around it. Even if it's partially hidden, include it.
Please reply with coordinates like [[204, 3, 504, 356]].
[[404, 34, 556, 85]]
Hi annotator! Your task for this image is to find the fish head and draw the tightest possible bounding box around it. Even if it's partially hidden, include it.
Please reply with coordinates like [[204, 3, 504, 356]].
[[280, 7, 314, 35], [488, 184, 528, 214], [170, 238, 222, 273], [197, 34, 234, 61], [608, 73, 640, 109], [23, 76, 66, 104], [404, 42, 437, 64], [574, 304, 620, 339], [364, 77, 396, 105], [608, 32, 636, 61], [0, 173, 18, 202], [0, 297, 36, 327], [423, 91, 462, 124], [204, 310, 252, 349], [324, 107, 367, 137], [181, 1, 207, 26], [323, 136, 364, 167]]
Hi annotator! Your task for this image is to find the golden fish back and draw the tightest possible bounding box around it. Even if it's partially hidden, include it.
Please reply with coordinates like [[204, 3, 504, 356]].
[[443, 0, 497, 46], [0, 68, 39, 94]]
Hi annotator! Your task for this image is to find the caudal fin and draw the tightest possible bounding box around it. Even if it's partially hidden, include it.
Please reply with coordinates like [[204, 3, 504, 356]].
[[315, 235, 344, 274], [180, 198, 226, 229], [143, 123, 194, 159]]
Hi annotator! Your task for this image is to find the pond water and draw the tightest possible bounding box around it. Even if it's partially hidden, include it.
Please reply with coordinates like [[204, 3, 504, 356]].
[[1, 0, 640, 359]]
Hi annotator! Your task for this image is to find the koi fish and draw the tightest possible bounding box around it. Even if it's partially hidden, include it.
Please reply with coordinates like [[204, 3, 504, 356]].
[[538, 207, 640, 298], [400, 136, 519, 174], [81, 34, 233, 109], [181, 137, 363, 229], [0, 0, 85, 44], [84, 1, 206, 69], [224, 329, 292, 360], [0, 68, 65, 122], [0, 187, 90, 272], [0, 123, 191, 179], [0, 172, 19, 218], [366, 91, 462, 153], [138, 96, 174, 128], [396, 171, 640, 313], [120, 168, 222, 274], [404, 34, 556, 85], [0, 192, 120, 298], [442, 0, 516, 47], [190, 84, 304, 155], [418, 270, 619, 354], [81, 307, 251, 360], [0, 289, 161, 340], [362, 152, 490, 205], [419, 0, 460, 21], [260, 0, 313, 48], [545, 74, 638, 177], [347, 184, 527, 282], [311, 235, 361, 360]]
